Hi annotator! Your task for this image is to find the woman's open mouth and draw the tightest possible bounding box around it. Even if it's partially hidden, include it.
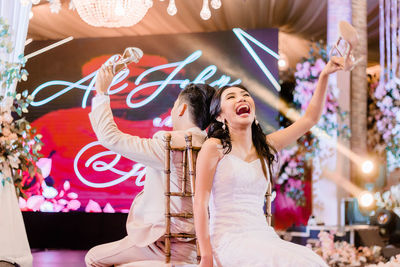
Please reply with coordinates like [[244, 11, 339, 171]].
[[236, 104, 250, 116]]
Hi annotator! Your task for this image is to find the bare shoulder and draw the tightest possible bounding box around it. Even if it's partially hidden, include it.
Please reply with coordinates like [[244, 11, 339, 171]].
[[203, 137, 221, 149], [200, 138, 223, 160]]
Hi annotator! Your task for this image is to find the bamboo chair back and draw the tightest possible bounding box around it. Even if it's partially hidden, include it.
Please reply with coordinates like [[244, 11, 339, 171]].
[[163, 132, 201, 264], [265, 183, 273, 226]]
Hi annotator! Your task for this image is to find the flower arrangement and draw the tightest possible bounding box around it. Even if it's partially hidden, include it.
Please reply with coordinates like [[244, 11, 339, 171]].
[[311, 231, 388, 267], [367, 72, 400, 172], [277, 41, 350, 206], [18, 156, 118, 213], [367, 74, 387, 158], [0, 17, 43, 197]]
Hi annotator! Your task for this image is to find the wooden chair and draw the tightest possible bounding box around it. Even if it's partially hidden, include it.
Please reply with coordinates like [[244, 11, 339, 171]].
[[116, 133, 200, 267], [0, 261, 16, 267], [260, 158, 273, 226], [163, 132, 201, 265], [265, 184, 273, 226]]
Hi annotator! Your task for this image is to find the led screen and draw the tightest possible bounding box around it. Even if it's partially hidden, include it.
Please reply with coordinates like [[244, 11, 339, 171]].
[[21, 28, 279, 213]]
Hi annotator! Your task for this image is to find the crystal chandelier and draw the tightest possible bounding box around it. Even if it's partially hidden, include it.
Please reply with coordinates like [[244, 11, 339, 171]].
[[71, 0, 222, 28], [72, 0, 153, 28], [164, 0, 222, 20]]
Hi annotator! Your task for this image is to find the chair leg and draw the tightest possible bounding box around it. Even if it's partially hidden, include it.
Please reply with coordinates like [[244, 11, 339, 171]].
[[164, 133, 172, 264], [185, 133, 201, 263]]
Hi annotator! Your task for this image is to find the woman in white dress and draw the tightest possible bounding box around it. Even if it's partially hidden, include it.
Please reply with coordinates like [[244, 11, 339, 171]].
[[194, 56, 345, 267]]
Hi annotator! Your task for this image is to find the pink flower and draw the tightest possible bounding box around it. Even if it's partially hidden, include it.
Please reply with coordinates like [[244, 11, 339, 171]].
[[58, 199, 68, 205], [67, 199, 81, 211], [382, 96, 393, 107], [295, 61, 311, 79], [19, 197, 27, 209], [54, 204, 64, 212], [63, 180, 70, 191], [377, 120, 385, 131], [392, 89, 400, 100], [314, 58, 326, 71], [36, 158, 52, 178], [288, 160, 298, 168], [85, 199, 102, 213], [287, 178, 302, 189], [374, 84, 387, 99], [103, 203, 115, 213], [67, 192, 78, 199], [310, 66, 320, 77], [27, 195, 45, 211]]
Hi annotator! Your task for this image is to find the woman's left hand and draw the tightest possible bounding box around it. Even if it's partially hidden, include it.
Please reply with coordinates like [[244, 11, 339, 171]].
[[322, 56, 344, 75]]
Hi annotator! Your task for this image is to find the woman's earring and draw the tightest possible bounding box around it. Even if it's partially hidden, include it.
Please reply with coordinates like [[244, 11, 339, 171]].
[[222, 121, 226, 131], [255, 118, 259, 125]]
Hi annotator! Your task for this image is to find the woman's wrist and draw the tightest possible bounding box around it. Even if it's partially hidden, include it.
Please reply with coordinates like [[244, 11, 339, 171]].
[[200, 254, 213, 261], [320, 69, 329, 77]]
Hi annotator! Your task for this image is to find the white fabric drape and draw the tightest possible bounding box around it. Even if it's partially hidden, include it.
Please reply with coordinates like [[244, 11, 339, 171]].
[[0, 1, 33, 266], [0, 0, 31, 98]]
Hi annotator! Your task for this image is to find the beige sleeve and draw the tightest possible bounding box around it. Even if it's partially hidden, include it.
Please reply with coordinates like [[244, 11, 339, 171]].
[[89, 101, 164, 170]]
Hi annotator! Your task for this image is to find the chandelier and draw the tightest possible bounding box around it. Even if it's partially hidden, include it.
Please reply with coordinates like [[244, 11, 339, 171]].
[[72, 0, 152, 28], [71, 0, 222, 28]]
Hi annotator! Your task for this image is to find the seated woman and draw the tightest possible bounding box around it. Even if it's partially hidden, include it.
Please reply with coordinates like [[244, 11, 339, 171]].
[[194, 57, 344, 267]]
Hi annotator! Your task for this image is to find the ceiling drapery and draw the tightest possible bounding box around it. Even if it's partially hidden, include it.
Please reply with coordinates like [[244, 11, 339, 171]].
[[27, 0, 380, 65]]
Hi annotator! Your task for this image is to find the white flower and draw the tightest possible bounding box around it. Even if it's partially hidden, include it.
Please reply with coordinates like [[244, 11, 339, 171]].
[[40, 201, 54, 212], [49, 0, 62, 13], [7, 155, 20, 168], [2, 126, 11, 136], [43, 186, 58, 199], [1, 96, 13, 110], [393, 207, 400, 218], [3, 112, 13, 123]]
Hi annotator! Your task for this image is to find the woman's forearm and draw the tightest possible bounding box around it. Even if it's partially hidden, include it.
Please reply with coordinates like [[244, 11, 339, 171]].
[[303, 71, 329, 125], [194, 201, 213, 260]]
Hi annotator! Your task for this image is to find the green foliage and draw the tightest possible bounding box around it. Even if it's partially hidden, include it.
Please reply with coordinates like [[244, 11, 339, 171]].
[[0, 17, 43, 197]]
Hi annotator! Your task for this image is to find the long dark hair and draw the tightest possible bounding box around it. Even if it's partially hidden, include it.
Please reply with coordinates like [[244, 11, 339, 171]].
[[208, 84, 277, 180], [179, 83, 216, 130]]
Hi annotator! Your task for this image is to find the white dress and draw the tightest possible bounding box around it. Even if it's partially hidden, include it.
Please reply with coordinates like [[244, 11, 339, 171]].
[[209, 154, 328, 267]]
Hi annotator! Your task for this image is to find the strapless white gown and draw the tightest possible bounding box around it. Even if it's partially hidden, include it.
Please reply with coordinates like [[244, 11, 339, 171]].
[[209, 154, 328, 267]]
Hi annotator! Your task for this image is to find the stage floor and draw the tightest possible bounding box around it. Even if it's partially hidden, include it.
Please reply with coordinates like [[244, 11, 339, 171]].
[[32, 249, 87, 267]]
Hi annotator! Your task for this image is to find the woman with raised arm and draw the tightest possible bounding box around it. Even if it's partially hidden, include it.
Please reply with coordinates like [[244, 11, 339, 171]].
[[194, 56, 344, 267]]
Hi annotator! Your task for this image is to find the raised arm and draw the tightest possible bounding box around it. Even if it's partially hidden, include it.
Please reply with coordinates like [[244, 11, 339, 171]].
[[89, 65, 164, 168], [267, 56, 344, 151], [194, 138, 222, 267]]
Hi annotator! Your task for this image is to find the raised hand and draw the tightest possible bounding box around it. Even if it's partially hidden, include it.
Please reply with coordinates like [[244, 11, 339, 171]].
[[95, 64, 114, 95], [322, 56, 344, 75]]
